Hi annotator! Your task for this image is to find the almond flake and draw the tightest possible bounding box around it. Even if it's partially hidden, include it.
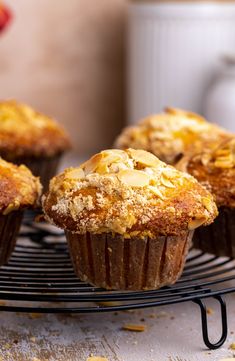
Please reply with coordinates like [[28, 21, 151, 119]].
[[161, 174, 175, 188], [149, 186, 165, 199], [201, 153, 211, 166], [202, 197, 214, 214], [214, 158, 234, 169], [96, 163, 109, 175], [66, 168, 84, 180], [122, 324, 147, 332], [83, 153, 103, 174], [118, 169, 150, 187], [188, 217, 206, 230], [102, 149, 129, 162], [127, 148, 160, 167], [3, 200, 20, 215]]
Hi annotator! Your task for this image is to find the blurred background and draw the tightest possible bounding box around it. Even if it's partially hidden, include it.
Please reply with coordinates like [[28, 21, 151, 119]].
[[0, 0, 127, 156], [1, 0, 235, 157]]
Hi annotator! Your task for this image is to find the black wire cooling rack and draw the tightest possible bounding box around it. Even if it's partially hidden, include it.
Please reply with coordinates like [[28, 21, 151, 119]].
[[0, 213, 235, 350]]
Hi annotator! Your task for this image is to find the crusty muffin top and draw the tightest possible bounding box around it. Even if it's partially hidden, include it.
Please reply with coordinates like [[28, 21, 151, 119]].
[[43, 149, 217, 237], [0, 100, 71, 158], [0, 158, 42, 214], [115, 107, 230, 165], [178, 137, 235, 208]]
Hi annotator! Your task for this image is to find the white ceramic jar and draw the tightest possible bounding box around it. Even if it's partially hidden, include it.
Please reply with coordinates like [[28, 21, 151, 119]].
[[204, 57, 235, 133], [127, 1, 235, 124]]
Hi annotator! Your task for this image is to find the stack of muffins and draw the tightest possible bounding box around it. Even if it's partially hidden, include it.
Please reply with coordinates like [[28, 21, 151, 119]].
[[0, 100, 234, 291]]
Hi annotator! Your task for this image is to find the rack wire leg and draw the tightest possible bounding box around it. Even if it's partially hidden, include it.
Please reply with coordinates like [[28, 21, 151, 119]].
[[193, 296, 228, 350]]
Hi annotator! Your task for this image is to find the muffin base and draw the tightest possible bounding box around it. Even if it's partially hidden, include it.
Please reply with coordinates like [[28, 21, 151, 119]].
[[2, 154, 62, 191], [0, 211, 23, 266], [66, 231, 193, 290], [193, 207, 235, 258]]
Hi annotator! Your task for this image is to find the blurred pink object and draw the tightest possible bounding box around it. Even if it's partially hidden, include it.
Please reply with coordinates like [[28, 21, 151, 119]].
[[0, 1, 12, 33]]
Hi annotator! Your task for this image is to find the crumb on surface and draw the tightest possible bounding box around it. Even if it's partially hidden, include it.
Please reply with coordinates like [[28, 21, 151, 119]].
[[206, 307, 214, 315], [122, 324, 147, 332], [29, 313, 42, 319]]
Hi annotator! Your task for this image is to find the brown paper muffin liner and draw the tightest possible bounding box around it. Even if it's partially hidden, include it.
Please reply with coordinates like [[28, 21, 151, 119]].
[[193, 207, 235, 258], [0, 211, 23, 266], [65, 230, 193, 290], [3, 154, 62, 191]]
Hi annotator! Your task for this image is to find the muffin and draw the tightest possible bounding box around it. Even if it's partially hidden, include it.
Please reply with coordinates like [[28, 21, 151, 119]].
[[177, 138, 235, 257], [0, 158, 41, 265], [0, 100, 71, 189], [115, 107, 229, 165], [42, 149, 217, 290]]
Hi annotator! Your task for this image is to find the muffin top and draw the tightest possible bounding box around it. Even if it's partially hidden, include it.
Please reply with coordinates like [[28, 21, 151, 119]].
[[178, 138, 235, 208], [0, 100, 71, 158], [115, 107, 229, 164], [43, 149, 217, 238], [0, 158, 42, 215]]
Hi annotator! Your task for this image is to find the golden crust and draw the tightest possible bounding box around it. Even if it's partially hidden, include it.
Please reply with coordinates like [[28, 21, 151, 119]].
[[177, 138, 235, 208], [115, 107, 230, 164], [0, 100, 71, 157], [42, 149, 217, 237], [0, 158, 42, 214]]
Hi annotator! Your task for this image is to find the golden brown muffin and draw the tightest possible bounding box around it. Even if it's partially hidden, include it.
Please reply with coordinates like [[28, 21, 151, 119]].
[[115, 107, 230, 165], [0, 100, 71, 189], [43, 149, 217, 290], [0, 157, 42, 265], [177, 137, 235, 257]]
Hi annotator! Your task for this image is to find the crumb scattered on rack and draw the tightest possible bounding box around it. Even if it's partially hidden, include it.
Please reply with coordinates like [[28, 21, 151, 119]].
[[148, 311, 169, 319], [230, 343, 235, 350], [206, 307, 214, 315], [29, 313, 42, 319], [122, 324, 147, 332], [97, 301, 122, 307]]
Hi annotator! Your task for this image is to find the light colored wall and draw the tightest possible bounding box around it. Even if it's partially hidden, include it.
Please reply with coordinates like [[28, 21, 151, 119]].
[[0, 0, 127, 155]]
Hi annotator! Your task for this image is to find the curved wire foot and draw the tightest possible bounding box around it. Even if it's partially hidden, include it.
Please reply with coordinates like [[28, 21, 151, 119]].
[[193, 296, 228, 350]]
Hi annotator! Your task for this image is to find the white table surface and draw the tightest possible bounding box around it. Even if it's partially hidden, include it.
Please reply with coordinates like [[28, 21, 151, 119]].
[[0, 296, 235, 361], [0, 154, 235, 361]]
